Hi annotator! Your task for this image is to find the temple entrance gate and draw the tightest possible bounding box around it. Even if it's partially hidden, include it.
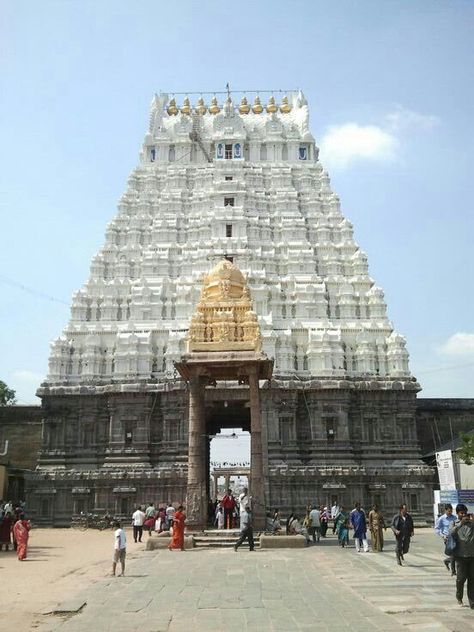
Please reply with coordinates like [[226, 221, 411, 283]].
[[174, 259, 273, 529]]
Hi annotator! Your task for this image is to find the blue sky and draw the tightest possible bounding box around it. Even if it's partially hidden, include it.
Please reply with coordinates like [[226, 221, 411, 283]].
[[1, 0, 473, 405]]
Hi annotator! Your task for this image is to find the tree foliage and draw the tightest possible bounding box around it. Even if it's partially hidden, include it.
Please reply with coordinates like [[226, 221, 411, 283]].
[[457, 432, 474, 466], [0, 380, 16, 406]]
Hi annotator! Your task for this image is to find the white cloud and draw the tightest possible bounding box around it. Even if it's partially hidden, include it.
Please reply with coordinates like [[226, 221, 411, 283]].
[[385, 105, 440, 133], [319, 123, 397, 169], [439, 333, 474, 356], [319, 106, 440, 170]]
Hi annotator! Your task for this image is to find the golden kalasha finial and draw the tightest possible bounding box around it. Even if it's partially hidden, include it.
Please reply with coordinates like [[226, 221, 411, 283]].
[[167, 98, 178, 116], [180, 96, 191, 115], [195, 97, 207, 115], [252, 95, 263, 114], [209, 96, 220, 114], [279, 95, 292, 113], [239, 96, 250, 114], [266, 95, 278, 113]]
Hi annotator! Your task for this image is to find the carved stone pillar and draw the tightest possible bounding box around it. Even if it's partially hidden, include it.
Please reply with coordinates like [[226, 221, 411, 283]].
[[249, 368, 265, 529], [212, 473, 218, 500], [185, 373, 207, 528]]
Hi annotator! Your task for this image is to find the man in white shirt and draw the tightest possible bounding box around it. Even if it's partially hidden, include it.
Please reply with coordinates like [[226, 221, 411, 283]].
[[239, 488, 251, 529], [112, 521, 127, 577], [309, 505, 321, 543], [166, 503, 175, 529], [131, 506, 145, 543]]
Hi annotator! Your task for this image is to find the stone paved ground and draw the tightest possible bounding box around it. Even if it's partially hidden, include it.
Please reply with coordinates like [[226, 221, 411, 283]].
[[38, 529, 473, 632]]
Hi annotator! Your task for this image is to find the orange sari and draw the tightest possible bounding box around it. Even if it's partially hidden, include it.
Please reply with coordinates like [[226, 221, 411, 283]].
[[169, 511, 185, 550], [13, 520, 30, 560]]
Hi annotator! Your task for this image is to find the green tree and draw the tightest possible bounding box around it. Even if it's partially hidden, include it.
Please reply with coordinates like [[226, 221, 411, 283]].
[[457, 432, 474, 466], [0, 380, 16, 406]]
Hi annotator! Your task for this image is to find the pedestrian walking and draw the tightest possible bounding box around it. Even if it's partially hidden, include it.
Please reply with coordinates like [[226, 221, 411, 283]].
[[112, 520, 127, 577], [368, 504, 386, 552], [238, 487, 251, 529], [166, 503, 175, 529], [391, 504, 414, 566], [434, 503, 457, 575], [320, 506, 329, 537], [13, 514, 30, 561], [168, 505, 186, 551], [350, 502, 369, 552], [234, 506, 254, 552], [0, 511, 13, 551], [221, 489, 236, 529], [131, 506, 145, 543], [451, 503, 474, 608], [308, 505, 321, 543], [335, 506, 350, 547]]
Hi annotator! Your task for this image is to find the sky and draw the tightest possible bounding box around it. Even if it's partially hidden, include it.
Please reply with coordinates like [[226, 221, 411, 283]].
[[1, 0, 473, 411]]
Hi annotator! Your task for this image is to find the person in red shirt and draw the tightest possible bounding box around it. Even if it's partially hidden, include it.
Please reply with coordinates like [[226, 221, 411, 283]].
[[221, 489, 236, 529]]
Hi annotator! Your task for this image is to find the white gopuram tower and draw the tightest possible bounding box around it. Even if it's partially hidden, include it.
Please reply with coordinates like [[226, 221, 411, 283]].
[[31, 91, 432, 524]]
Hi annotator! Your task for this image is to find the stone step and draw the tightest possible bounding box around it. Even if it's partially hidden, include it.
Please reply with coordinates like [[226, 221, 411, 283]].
[[193, 532, 261, 548]]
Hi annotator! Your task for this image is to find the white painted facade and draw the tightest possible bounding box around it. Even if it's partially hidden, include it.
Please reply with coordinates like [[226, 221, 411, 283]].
[[46, 91, 410, 387]]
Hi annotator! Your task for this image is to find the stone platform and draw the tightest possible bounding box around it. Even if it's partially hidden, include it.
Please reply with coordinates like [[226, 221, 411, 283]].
[[37, 529, 473, 632]]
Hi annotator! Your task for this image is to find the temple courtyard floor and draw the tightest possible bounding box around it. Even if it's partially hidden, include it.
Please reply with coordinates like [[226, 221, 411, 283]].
[[0, 527, 472, 632]]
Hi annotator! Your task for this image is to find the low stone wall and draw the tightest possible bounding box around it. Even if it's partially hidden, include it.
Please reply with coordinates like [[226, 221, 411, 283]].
[[259, 535, 306, 549], [145, 535, 195, 550]]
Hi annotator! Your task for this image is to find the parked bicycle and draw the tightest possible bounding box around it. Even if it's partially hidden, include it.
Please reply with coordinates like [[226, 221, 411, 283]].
[[71, 512, 115, 531]]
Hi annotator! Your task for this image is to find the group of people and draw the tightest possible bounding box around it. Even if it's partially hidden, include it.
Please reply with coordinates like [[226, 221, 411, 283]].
[[0, 499, 31, 561], [131, 502, 178, 541], [435, 502, 474, 609], [332, 502, 414, 563], [211, 487, 251, 530], [130, 502, 186, 551]]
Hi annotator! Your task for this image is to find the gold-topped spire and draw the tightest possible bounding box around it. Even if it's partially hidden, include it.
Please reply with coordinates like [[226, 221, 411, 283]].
[[266, 95, 278, 113], [167, 97, 178, 116], [239, 96, 250, 114], [180, 96, 191, 115], [252, 95, 263, 114], [209, 96, 220, 114], [187, 259, 261, 352], [279, 95, 292, 113], [195, 97, 207, 115]]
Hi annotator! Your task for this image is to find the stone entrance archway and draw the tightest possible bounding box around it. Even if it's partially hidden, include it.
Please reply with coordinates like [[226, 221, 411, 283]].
[[174, 259, 273, 529]]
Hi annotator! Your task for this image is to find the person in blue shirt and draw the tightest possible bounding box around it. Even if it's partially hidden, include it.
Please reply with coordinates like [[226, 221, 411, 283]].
[[435, 503, 457, 575]]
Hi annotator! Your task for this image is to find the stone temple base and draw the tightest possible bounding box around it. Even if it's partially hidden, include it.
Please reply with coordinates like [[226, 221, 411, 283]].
[[28, 379, 434, 524]]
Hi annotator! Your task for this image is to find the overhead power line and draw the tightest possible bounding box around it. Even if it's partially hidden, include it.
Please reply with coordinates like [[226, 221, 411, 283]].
[[0, 274, 69, 306]]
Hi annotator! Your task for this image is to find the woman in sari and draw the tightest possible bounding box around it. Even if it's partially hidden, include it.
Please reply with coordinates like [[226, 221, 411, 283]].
[[168, 505, 186, 551], [13, 515, 30, 560], [334, 506, 350, 548], [0, 511, 13, 551]]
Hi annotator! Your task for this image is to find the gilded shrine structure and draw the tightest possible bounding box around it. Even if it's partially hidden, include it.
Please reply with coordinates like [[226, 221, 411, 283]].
[[175, 259, 272, 528]]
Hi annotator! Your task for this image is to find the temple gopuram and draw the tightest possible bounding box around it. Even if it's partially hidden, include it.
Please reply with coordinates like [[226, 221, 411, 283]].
[[28, 90, 434, 524]]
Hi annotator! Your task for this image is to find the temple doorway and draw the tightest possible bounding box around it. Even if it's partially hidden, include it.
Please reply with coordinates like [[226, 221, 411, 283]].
[[206, 399, 251, 526]]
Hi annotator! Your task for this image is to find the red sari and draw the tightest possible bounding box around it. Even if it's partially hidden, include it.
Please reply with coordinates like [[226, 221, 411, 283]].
[[169, 510, 186, 550], [13, 519, 30, 560]]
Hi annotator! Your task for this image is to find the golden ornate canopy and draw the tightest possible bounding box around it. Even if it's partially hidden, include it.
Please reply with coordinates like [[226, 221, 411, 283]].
[[187, 259, 261, 352]]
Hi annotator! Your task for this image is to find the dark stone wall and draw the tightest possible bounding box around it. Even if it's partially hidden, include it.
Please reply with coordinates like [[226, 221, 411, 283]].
[[415, 398, 474, 457], [9, 393, 474, 524], [0, 405, 42, 470]]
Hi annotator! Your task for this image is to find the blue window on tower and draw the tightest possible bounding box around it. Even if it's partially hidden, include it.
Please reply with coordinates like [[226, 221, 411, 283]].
[[150, 148, 156, 162], [216, 143, 224, 159], [299, 146, 308, 160], [234, 143, 242, 159]]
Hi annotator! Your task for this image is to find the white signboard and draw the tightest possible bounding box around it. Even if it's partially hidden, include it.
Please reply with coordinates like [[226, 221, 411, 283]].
[[436, 449, 456, 491]]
